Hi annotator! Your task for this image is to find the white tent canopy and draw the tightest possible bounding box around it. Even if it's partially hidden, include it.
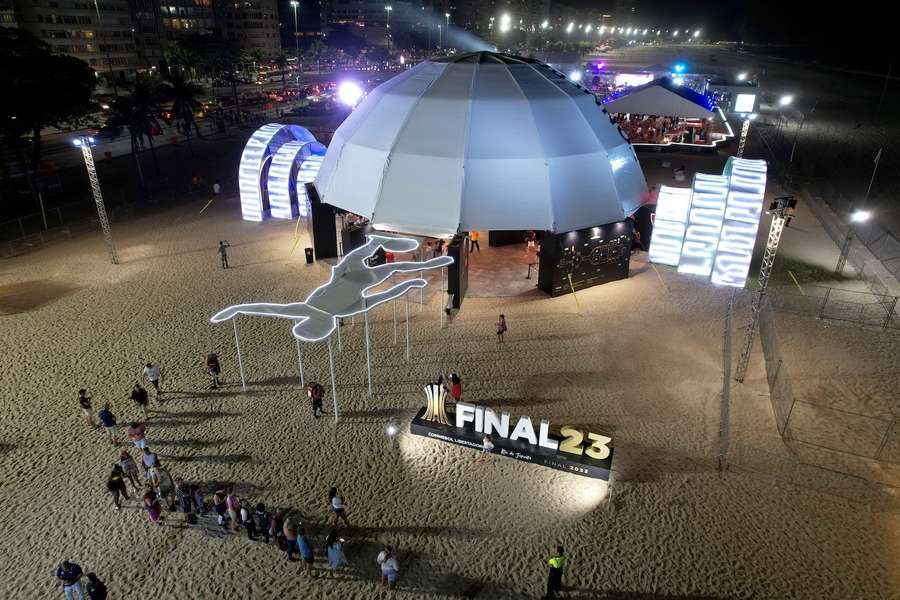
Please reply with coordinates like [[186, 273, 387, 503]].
[[314, 52, 648, 238], [602, 77, 718, 120]]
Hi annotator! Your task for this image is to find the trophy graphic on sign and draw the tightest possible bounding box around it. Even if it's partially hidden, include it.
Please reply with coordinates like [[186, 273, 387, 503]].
[[422, 384, 450, 426]]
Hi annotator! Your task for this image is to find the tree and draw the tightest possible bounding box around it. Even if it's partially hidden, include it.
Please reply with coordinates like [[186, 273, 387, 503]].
[[273, 49, 289, 88], [0, 27, 96, 208], [159, 70, 203, 156], [105, 76, 163, 185]]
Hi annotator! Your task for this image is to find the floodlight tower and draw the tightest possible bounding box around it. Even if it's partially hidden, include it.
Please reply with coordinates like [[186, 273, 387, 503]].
[[736, 112, 756, 158], [734, 196, 796, 382], [74, 136, 119, 264]]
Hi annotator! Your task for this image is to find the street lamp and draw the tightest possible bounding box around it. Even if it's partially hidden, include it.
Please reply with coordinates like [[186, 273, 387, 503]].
[[500, 13, 511, 33], [566, 21, 574, 34], [693, 29, 700, 38], [438, 24, 442, 49], [541, 20, 549, 30], [290, 1, 300, 93], [779, 95, 793, 107], [836, 209, 871, 274], [736, 72, 747, 81], [445, 12, 450, 28], [73, 136, 118, 264], [385, 5, 392, 50]]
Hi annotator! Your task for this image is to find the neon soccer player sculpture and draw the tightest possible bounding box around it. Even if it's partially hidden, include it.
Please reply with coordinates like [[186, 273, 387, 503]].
[[210, 235, 453, 341]]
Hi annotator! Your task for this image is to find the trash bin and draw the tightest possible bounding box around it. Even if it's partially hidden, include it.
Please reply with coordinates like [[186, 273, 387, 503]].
[[304, 247, 314, 264]]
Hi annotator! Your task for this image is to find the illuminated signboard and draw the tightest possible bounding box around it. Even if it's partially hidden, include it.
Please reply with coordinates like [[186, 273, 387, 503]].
[[678, 173, 728, 277], [614, 72, 654, 87], [410, 399, 614, 480], [237, 124, 326, 222], [648, 186, 692, 266], [734, 93, 756, 113], [712, 158, 767, 287], [648, 158, 768, 288]]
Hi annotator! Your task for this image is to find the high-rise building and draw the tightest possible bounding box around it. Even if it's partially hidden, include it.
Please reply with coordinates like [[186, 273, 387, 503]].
[[223, 0, 280, 54], [130, 0, 220, 67], [11, 0, 140, 81]]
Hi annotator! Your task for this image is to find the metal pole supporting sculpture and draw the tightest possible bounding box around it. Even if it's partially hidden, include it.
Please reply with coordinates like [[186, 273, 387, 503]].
[[210, 235, 453, 415]]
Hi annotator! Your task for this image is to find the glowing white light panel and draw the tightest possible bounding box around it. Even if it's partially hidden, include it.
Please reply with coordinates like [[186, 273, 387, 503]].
[[712, 158, 767, 287], [734, 93, 756, 113], [648, 186, 692, 266], [239, 124, 284, 222], [678, 173, 728, 276], [296, 154, 324, 218]]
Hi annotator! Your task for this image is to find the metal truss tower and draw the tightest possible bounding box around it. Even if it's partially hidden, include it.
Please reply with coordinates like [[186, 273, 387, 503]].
[[78, 137, 119, 264]]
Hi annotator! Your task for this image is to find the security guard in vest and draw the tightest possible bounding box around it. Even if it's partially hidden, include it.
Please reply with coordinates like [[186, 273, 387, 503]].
[[543, 545, 566, 599]]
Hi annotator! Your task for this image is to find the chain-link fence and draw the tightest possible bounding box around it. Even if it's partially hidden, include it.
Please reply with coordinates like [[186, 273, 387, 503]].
[[749, 295, 900, 510], [769, 284, 900, 330]]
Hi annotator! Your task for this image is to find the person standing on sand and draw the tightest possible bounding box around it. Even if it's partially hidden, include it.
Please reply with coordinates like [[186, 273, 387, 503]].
[[241, 499, 257, 540], [213, 489, 228, 529], [255, 503, 271, 543], [225, 490, 241, 532], [97, 403, 118, 445], [496, 314, 507, 343], [107, 464, 129, 510], [192, 485, 206, 515], [78, 389, 94, 427], [297, 526, 315, 576], [127, 421, 147, 450], [270, 509, 285, 549], [449, 373, 462, 402], [119, 450, 140, 490], [84, 573, 107, 600], [218, 240, 231, 269], [142, 363, 162, 398], [282, 516, 298, 561], [328, 487, 351, 527], [141, 447, 162, 488], [325, 530, 348, 574], [475, 434, 494, 462], [377, 546, 399, 590], [55, 560, 84, 600], [143, 486, 162, 525], [542, 545, 566, 600], [469, 230, 480, 252], [129, 384, 149, 419]]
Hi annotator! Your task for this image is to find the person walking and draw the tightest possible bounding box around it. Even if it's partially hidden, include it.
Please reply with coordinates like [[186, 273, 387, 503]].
[[270, 509, 286, 549], [325, 530, 348, 575], [78, 389, 94, 427], [97, 403, 118, 445], [107, 464, 129, 510], [469, 230, 480, 252], [495, 314, 507, 343], [296, 526, 315, 576], [328, 487, 350, 527], [192, 485, 206, 515], [213, 489, 228, 529], [141, 447, 162, 488], [84, 573, 108, 600], [55, 560, 84, 600], [542, 545, 567, 600], [119, 450, 140, 490], [142, 487, 162, 525], [241, 499, 257, 540], [174, 478, 192, 518], [127, 421, 148, 451], [129, 384, 149, 419], [218, 240, 231, 269], [255, 502, 271, 544], [142, 363, 162, 398], [307, 383, 324, 418], [376, 546, 399, 590], [475, 434, 494, 462], [282, 516, 298, 561], [206, 353, 221, 389]]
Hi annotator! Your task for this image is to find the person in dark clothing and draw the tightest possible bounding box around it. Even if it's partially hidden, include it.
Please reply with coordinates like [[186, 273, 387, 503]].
[[107, 464, 129, 510], [85, 573, 108, 600], [307, 383, 324, 418], [218, 240, 231, 269], [129, 384, 149, 420], [55, 560, 84, 600], [255, 502, 271, 543], [206, 353, 221, 389], [542, 545, 566, 600]]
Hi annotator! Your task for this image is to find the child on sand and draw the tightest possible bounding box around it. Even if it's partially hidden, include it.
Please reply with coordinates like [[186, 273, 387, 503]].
[[475, 435, 494, 462], [377, 546, 399, 590], [78, 389, 94, 427], [496, 315, 507, 343], [328, 487, 350, 527]]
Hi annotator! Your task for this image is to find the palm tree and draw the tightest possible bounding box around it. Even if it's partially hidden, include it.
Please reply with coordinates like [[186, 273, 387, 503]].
[[104, 77, 162, 187], [159, 70, 204, 156]]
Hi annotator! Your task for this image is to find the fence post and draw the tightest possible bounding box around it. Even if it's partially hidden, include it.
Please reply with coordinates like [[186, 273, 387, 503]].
[[884, 297, 898, 330], [818, 287, 831, 319]]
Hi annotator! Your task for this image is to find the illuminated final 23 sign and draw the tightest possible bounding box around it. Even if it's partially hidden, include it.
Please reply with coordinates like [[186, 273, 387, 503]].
[[411, 386, 613, 480]]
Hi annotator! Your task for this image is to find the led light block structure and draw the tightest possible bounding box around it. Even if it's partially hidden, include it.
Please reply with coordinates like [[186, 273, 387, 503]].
[[238, 124, 326, 222], [648, 157, 768, 288]]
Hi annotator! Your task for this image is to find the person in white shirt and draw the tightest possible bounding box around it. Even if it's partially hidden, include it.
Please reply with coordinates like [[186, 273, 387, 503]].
[[143, 363, 161, 397], [328, 486, 350, 527], [376, 545, 399, 589], [475, 435, 494, 463]]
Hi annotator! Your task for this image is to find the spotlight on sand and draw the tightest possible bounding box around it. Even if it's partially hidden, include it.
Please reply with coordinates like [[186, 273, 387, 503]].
[[386, 424, 398, 437]]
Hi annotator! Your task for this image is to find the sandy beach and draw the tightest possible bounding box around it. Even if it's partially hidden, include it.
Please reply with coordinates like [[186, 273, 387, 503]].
[[0, 195, 897, 600]]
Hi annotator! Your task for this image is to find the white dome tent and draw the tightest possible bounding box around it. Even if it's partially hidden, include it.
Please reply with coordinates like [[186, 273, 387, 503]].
[[313, 52, 648, 238]]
